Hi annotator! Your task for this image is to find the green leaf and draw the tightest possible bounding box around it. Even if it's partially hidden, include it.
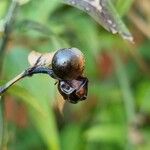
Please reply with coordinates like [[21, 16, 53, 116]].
[[139, 40, 150, 60], [84, 124, 126, 144], [0, 0, 8, 19], [0, 96, 3, 149], [63, 0, 133, 42], [7, 85, 46, 116], [60, 124, 83, 150], [25, 75, 60, 150], [116, 0, 134, 16], [19, 0, 31, 5], [19, 0, 60, 24], [3, 47, 60, 150], [114, 53, 136, 124], [136, 81, 150, 113]]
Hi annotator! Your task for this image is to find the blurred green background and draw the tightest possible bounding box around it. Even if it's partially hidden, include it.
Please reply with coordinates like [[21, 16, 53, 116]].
[[0, 0, 150, 150]]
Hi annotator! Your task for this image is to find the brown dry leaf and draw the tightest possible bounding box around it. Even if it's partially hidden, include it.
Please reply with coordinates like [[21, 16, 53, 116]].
[[129, 0, 150, 38], [28, 51, 55, 67], [54, 90, 66, 115]]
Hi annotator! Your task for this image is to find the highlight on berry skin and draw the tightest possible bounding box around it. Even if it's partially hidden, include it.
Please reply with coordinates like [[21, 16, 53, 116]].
[[0, 47, 88, 104]]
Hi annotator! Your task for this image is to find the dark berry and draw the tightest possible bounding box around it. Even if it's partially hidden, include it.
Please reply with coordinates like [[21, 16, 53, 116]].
[[52, 48, 85, 80]]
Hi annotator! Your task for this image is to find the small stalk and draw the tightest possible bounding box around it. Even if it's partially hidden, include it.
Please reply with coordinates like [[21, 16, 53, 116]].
[[0, 66, 54, 95], [0, 0, 19, 149], [113, 52, 136, 150]]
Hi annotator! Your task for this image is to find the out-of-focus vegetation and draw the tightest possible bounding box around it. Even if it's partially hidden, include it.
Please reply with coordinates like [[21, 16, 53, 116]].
[[0, 0, 150, 150]]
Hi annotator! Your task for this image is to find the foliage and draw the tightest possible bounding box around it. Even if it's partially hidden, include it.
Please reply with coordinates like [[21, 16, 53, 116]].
[[0, 0, 150, 150]]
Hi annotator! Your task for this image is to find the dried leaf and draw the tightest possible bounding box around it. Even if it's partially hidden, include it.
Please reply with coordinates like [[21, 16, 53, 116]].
[[28, 51, 55, 67]]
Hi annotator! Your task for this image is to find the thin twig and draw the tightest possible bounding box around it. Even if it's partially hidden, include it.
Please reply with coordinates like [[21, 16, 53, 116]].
[[0, 65, 54, 95]]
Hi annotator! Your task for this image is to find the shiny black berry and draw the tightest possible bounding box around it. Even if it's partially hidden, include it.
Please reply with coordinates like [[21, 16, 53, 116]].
[[52, 48, 85, 80]]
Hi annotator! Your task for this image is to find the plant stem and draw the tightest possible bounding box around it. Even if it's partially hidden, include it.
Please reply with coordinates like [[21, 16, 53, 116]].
[[0, 0, 18, 66], [113, 52, 136, 150], [0, 0, 19, 149], [0, 66, 54, 95]]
